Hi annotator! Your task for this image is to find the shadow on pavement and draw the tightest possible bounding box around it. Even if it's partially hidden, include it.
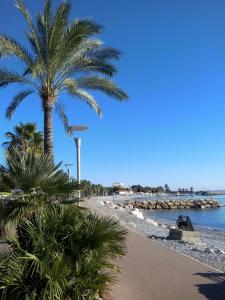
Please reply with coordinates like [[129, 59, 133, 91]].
[[195, 272, 225, 300]]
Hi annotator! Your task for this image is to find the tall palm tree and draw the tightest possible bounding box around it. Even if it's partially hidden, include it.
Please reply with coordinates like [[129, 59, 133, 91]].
[[2, 122, 43, 153], [0, 0, 128, 160]]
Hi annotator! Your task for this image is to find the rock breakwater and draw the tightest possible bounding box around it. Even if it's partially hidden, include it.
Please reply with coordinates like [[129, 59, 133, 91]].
[[125, 199, 223, 210]]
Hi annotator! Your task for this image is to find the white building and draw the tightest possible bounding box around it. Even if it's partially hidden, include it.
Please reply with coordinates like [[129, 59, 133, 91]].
[[112, 182, 133, 195], [112, 182, 127, 188]]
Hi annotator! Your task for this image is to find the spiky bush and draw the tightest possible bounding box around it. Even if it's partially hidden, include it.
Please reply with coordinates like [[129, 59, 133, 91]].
[[0, 148, 73, 195], [0, 148, 76, 239], [0, 205, 127, 299]]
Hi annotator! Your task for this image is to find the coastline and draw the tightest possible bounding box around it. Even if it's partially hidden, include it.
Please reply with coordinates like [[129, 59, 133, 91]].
[[88, 196, 225, 272]]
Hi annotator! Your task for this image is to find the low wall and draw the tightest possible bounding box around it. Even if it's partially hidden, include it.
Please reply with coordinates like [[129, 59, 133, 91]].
[[125, 199, 223, 210]]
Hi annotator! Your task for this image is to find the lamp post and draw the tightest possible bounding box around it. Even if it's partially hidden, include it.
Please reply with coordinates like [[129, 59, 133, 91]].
[[68, 125, 88, 201], [75, 138, 81, 193], [64, 163, 74, 182]]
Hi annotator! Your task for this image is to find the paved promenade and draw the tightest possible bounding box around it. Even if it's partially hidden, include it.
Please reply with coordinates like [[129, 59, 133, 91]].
[[106, 229, 225, 300], [84, 200, 225, 300]]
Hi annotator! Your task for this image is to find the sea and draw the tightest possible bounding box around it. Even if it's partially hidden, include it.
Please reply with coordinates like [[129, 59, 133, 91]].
[[142, 195, 225, 231]]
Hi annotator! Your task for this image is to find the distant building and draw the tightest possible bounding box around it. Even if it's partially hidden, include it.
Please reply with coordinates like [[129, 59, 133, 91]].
[[112, 182, 133, 195], [115, 190, 133, 196], [112, 182, 127, 188]]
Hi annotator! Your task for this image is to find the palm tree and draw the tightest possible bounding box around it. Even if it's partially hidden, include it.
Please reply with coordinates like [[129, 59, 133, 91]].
[[0, 0, 128, 160], [0, 147, 72, 195], [2, 122, 44, 153], [0, 147, 75, 237], [0, 204, 127, 299]]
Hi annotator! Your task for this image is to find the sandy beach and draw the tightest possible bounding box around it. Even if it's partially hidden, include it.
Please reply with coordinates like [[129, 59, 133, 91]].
[[87, 196, 225, 300]]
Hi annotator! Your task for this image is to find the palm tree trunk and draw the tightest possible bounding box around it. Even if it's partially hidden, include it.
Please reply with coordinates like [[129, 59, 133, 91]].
[[43, 101, 54, 160]]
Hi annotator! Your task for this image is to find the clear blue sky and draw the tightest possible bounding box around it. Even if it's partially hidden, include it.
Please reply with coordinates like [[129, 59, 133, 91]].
[[0, 0, 225, 190]]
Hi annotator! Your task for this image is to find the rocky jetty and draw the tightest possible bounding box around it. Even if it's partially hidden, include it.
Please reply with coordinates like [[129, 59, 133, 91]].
[[125, 199, 223, 210]]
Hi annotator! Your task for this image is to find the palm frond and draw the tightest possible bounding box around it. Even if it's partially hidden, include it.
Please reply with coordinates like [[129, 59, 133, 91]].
[[64, 78, 102, 115], [0, 204, 127, 299], [15, 0, 41, 57], [36, 1, 53, 68], [0, 148, 72, 195], [55, 39, 103, 78], [44, 0, 53, 29], [49, 2, 71, 53], [0, 68, 31, 87], [1, 141, 10, 148], [4, 132, 16, 139], [0, 35, 32, 65], [64, 19, 102, 48], [73, 88, 103, 116], [6, 90, 34, 119], [78, 60, 118, 77], [78, 76, 128, 100], [54, 102, 69, 132], [88, 46, 121, 61], [2, 132, 18, 149], [15, 0, 34, 32], [26, 33, 41, 58], [23, 57, 45, 79]]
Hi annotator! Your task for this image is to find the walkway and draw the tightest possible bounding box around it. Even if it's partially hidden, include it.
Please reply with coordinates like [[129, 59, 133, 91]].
[[105, 229, 225, 300]]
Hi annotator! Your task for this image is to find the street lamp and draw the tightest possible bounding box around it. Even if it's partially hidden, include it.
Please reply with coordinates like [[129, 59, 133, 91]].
[[68, 125, 88, 200], [64, 163, 74, 182]]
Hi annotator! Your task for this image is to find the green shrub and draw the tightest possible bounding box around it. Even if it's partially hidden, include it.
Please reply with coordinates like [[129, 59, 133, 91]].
[[0, 148, 73, 195], [0, 204, 127, 299]]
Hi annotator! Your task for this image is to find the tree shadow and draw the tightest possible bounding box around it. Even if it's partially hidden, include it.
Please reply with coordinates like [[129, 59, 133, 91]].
[[194, 272, 225, 300]]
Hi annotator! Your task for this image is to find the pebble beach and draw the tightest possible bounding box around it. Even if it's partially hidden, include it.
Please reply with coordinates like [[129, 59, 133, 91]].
[[88, 196, 225, 272]]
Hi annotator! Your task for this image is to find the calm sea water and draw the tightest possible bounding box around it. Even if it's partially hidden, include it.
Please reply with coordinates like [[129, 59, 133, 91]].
[[142, 195, 225, 231]]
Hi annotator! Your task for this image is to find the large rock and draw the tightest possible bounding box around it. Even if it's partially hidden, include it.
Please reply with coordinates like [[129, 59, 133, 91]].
[[196, 202, 202, 208], [146, 218, 158, 227], [156, 204, 162, 209], [205, 204, 211, 208], [141, 204, 148, 209], [161, 202, 169, 209], [107, 201, 117, 209], [147, 204, 154, 209], [131, 208, 144, 219], [168, 229, 200, 243], [127, 203, 134, 209], [190, 204, 197, 208]]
